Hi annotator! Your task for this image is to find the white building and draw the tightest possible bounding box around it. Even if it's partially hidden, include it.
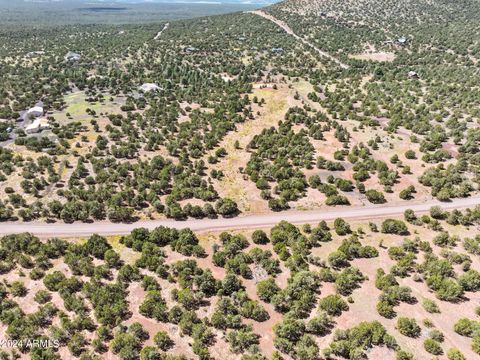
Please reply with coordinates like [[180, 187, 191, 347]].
[[184, 47, 199, 54], [64, 51, 81, 62], [25, 118, 50, 134], [408, 71, 419, 79], [26, 51, 45, 58], [26, 106, 44, 119], [139, 83, 160, 93]]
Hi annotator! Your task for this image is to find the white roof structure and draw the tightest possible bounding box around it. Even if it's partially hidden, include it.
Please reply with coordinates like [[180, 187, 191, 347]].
[[64, 51, 81, 62], [25, 118, 50, 134], [26, 51, 45, 58], [26, 106, 44, 118], [139, 83, 160, 93], [26, 119, 41, 134]]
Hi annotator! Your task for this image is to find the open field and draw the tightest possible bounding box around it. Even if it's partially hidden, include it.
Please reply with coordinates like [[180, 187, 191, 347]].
[[348, 52, 396, 62]]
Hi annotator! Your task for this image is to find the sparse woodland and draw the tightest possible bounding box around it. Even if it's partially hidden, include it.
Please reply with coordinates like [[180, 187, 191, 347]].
[[0, 206, 480, 358], [0, 0, 478, 222], [0, 0, 480, 358]]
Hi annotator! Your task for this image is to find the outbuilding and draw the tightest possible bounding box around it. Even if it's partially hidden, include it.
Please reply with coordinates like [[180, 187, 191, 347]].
[[184, 47, 199, 54], [139, 83, 160, 93], [408, 71, 419, 79], [25, 118, 50, 134], [64, 51, 81, 62]]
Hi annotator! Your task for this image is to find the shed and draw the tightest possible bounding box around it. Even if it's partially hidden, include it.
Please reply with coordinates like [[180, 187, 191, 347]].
[[25, 118, 50, 134], [408, 71, 419, 79], [26, 51, 45, 58], [139, 83, 160, 93], [64, 51, 81, 62], [184, 47, 199, 54]]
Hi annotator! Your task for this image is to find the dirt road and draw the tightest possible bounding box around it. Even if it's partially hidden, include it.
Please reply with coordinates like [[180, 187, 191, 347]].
[[250, 10, 350, 69], [154, 23, 169, 40], [2, 195, 479, 237]]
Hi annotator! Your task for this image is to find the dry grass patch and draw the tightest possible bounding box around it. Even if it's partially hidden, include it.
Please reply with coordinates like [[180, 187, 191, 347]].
[[349, 51, 396, 62], [209, 84, 296, 213]]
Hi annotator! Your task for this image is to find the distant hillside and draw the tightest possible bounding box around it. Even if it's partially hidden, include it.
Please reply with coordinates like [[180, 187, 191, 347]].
[[268, 0, 480, 28], [262, 0, 480, 60], [0, 0, 265, 26]]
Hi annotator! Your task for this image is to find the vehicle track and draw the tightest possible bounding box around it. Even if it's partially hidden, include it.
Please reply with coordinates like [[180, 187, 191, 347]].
[[154, 23, 169, 40], [249, 10, 350, 69], [2, 195, 479, 237]]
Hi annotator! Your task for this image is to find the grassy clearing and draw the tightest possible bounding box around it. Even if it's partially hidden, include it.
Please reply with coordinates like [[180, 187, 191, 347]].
[[106, 235, 125, 252], [212, 85, 291, 213], [54, 91, 122, 124], [348, 51, 396, 62]]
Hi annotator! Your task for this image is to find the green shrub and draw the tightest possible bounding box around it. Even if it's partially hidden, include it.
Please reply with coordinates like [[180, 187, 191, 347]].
[[325, 195, 350, 206], [376, 300, 396, 319], [154, 331, 173, 351], [396, 350, 415, 360], [365, 189, 386, 204], [252, 230, 269, 244], [227, 326, 259, 354], [405, 150, 416, 159], [424, 339, 443, 355], [396, 317, 420, 338], [318, 295, 349, 316], [334, 218, 351, 236], [422, 299, 440, 313], [447, 348, 466, 360], [335, 267, 365, 296], [381, 219, 409, 235], [256, 278, 280, 303], [429, 329, 444, 342], [10, 281, 27, 297], [327, 321, 397, 359], [306, 313, 333, 336], [473, 335, 480, 355], [459, 269, 480, 291]]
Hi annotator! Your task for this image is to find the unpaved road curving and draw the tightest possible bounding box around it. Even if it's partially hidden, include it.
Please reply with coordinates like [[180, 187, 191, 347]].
[[2, 195, 479, 237], [249, 10, 350, 69]]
